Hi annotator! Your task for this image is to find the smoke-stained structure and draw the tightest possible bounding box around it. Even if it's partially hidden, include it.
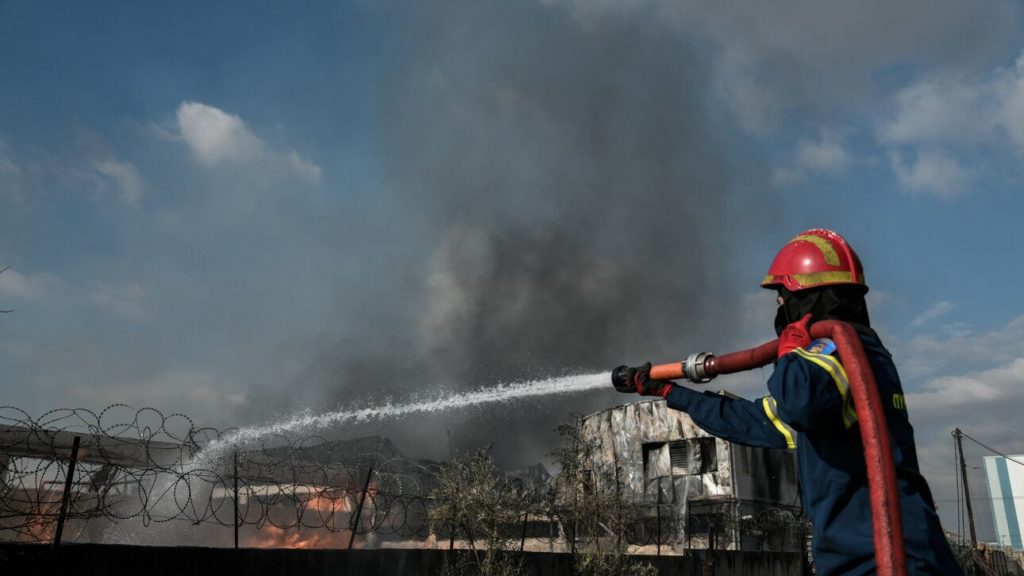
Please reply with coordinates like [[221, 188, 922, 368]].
[[577, 399, 804, 551]]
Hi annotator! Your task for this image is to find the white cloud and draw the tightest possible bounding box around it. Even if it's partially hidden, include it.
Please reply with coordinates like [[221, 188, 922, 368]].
[[89, 281, 150, 321], [889, 150, 969, 199], [896, 314, 1024, 380], [908, 359, 1024, 416], [773, 129, 852, 186], [1, 271, 150, 319], [909, 300, 955, 327], [873, 50, 1024, 197], [0, 268, 63, 301], [176, 101, 264, 165], [547, 0, 1021, 136], [891, 314, 1024, 539], [173, 101, 322, 186], [287, 151, 321, 184], [877, 56, 1024, 152], [71, 370, 247, 424], [546, 0, 1023, 200], [882, 315, 1024, 407], [878, 77, 993, 146], [93, 159, 144, 206], [797, 132, 851, 173], [997, 52, 1024, 154], [770, 167, 801, 187]]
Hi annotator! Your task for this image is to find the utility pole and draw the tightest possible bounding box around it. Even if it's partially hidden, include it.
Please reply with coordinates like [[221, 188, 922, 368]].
[[954, 428, 978, 547]]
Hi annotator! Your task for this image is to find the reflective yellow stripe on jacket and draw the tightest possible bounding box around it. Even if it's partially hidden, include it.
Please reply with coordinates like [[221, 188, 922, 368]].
[[761, 396, 797, 448], [791, 347, 858, 428]]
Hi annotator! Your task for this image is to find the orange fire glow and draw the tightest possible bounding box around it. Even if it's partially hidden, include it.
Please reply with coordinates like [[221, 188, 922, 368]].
[[244, 525, 348, 549], [302, 492, 352, 516], [19, 513, 57, 543], [241, 485, 380, 549]]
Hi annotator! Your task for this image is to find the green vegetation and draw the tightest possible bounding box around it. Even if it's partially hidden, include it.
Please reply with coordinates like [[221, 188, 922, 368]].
[[429, 446, 535, 576], [551, 422, 656, 576], [428, 421, 657, 576]]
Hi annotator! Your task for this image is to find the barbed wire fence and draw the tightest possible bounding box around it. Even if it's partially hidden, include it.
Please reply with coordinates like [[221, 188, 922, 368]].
[[0, 405, 809, 553]]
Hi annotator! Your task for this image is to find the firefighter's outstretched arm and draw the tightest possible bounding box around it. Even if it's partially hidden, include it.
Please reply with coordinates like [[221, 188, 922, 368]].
[[613, 362, 793, 449], [667, 387, 794, 449]]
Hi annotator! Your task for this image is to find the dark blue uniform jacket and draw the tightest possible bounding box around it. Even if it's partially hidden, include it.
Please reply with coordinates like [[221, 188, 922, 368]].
[[664, 334, 962, 576]]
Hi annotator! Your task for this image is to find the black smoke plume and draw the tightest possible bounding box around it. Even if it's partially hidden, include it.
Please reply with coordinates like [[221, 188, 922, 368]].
[[270, 1, 769, 466]]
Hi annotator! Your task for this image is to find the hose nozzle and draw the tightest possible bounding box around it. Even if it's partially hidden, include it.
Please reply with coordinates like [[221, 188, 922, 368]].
[[610, 365, 633, 392]]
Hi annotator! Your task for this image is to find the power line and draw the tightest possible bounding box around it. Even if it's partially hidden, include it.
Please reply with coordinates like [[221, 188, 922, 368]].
[[959, 431, 1024, 467], [935, 495, 1024, 503]]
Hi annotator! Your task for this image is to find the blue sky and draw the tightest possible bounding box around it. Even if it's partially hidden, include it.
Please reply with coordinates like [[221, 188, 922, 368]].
[[2, 0, 1024, 542]]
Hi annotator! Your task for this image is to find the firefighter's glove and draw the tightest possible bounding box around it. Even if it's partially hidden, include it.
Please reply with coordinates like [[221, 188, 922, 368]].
[[612, 362, 673, 398], [777, 313, 813, 359]]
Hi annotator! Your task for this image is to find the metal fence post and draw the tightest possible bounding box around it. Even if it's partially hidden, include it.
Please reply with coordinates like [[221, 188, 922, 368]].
[[347, 466, 373, 551], [233, 450, 239, 549], [656, 490, 662, 556], [53, 435, 81, 548], [519, 511, 528, 552]]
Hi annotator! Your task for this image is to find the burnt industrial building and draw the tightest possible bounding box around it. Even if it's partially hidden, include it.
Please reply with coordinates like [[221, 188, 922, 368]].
[[577, 397, 804, 552]]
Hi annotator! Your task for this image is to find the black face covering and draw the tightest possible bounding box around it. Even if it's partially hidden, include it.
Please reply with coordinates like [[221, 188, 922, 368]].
[[774, 285, 877, 340]]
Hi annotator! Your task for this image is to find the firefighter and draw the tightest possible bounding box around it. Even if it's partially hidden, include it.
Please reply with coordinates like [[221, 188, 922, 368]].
[[615, 229, 962, 575]]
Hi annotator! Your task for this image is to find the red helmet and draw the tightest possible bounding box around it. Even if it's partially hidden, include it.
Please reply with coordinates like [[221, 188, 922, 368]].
[[761, 228, 867, 292]]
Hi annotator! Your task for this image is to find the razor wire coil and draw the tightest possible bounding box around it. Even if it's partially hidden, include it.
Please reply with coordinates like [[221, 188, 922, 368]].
[[0, 405, 807, 550]]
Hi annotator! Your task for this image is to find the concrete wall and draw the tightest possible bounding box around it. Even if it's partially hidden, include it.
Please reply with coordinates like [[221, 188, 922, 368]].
[[0, 544, 804, 576]]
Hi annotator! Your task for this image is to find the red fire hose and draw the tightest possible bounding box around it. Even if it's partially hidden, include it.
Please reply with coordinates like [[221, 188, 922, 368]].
[[647, 320, 907, 576]]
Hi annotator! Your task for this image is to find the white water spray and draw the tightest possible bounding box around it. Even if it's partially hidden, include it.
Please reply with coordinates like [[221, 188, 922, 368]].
[[196, 371, 609, 463], [112, 373, 610, 545]]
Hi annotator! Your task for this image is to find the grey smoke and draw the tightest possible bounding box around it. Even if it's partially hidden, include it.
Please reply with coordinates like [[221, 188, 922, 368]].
[[267, 1, 771, 466]]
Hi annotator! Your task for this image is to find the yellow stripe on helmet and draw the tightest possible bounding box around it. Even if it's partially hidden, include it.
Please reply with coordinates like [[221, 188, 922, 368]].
[[791, 270, 866, 287], [793, 234, 841, 266], [763, 270, 867, 289]]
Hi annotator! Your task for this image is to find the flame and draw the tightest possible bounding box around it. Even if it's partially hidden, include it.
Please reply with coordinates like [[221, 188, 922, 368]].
[[238, 483, 382, 549], [241, 486, 370, 549], [244, 525, 346, 549], [303, 492, 352, 516], [19, 512, 57, 543]]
